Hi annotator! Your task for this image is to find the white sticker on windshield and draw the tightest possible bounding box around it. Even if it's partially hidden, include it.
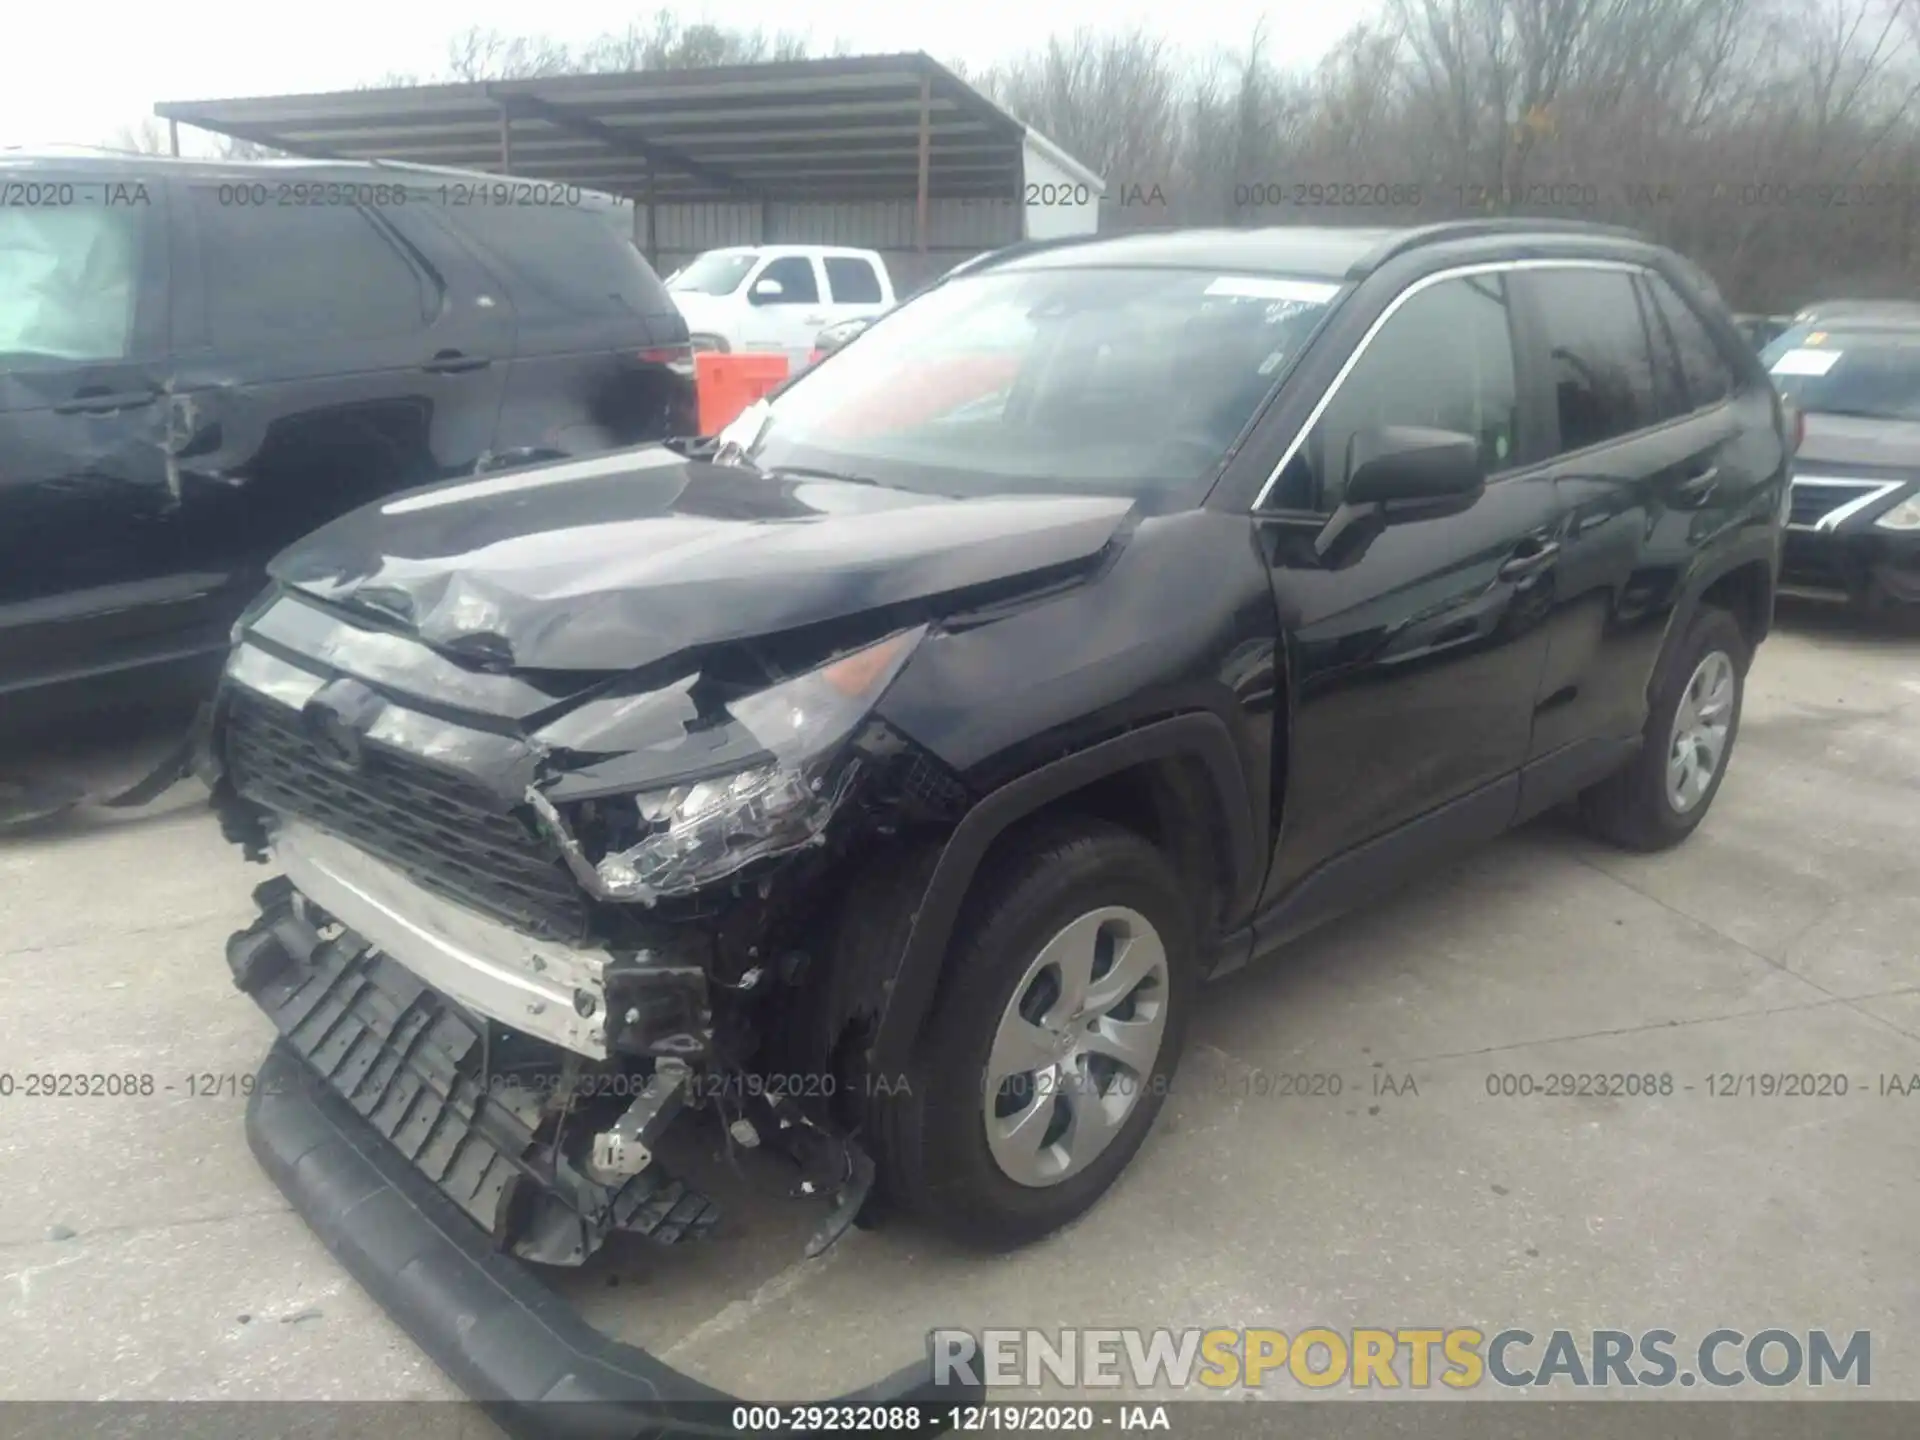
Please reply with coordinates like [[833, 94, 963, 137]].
[[1205, 277, 1342, 304], [1771, 348, 1842, 377]]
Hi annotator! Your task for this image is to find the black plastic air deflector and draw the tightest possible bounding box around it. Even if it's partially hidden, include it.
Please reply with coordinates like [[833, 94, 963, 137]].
[[246, 1041, 972, 1440]]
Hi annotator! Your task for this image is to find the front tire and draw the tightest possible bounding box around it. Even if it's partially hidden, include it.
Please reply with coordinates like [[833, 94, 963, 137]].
[[880, 819, 1195, 1249], [1580, 605, 1749, 851]]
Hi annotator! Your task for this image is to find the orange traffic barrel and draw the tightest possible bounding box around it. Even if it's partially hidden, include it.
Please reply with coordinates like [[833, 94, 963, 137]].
[[696, 352, 791, 435]]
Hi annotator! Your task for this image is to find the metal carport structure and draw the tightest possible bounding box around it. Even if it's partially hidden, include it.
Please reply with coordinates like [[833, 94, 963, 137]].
[[154, 54, 1105, 288]]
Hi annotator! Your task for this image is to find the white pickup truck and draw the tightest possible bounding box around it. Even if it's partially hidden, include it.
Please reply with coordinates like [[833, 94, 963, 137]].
[[665, 245, 896, 372]]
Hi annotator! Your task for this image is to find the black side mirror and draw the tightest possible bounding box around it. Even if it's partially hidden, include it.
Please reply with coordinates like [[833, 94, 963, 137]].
[[1345, 425, 1486, 506], [1315, 425, 1485, 562]]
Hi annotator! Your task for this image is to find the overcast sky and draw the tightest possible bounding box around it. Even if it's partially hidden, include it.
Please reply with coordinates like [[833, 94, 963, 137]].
[[3, 1, 1359, 151]]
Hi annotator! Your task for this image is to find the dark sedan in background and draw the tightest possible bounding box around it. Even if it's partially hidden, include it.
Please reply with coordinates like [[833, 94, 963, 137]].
[[1762, 310, 1920, 613]]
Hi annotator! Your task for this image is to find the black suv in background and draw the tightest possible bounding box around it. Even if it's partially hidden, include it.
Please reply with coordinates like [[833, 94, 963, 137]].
[[0, 153, 696, 734], [206, 221, 1785, 1425], [1761, 308, 1920, 613]]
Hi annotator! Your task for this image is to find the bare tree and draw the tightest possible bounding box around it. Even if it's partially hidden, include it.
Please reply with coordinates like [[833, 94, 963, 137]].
[[429, 15, 817, 81], [94, 1, 1920, 308], [110, 118, 170, 154], [104, 117, 280, 159], [444, 26, 577, 81], [966, 0, 1920, 306], [578, 15, 815, 71], [983, 29, 1182, 186], [210, 135, 284, 160]]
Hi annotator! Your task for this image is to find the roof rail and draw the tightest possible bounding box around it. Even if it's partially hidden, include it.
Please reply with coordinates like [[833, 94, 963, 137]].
[[2, 143, 142, 157], [1358, 217, 1647, 272], [941, 233, 1101, 281], [1793, 298, 1920, 319]]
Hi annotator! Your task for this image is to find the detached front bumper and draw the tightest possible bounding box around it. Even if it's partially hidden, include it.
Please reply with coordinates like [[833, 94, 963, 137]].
[[226, 841, 974, 1433], [247, 1042, 965, 1439]]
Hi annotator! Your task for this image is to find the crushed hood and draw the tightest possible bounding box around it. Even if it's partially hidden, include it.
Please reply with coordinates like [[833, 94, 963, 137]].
[[268, 448, 1133, 673]]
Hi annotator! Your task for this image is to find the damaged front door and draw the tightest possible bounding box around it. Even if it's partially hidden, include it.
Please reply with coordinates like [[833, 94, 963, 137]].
[[0, 169, 208, 699]]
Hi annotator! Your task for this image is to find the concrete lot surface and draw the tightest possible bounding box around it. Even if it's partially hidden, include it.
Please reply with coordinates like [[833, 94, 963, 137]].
[[2, 599, 1917, 1407]]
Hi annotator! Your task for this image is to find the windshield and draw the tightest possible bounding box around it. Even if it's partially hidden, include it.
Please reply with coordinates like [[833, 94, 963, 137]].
[[1762, 326, 1920, 421], [669, 251, 757, 297], [741, 266, 1342, 503]]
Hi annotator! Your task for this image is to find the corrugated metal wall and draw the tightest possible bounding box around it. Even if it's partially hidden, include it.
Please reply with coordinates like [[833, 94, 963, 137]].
[[639, 197, 1022, 294]]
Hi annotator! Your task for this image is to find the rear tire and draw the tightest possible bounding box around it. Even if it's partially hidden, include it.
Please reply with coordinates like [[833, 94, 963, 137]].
[[878, 818, 1195, 1250], [1579, 605, 1749, 852]]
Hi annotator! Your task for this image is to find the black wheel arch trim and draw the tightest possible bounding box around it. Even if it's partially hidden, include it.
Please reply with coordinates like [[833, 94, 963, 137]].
[[1672, 533, 1780, 666], [866, 712, 1259, 1083], [245, 1040, 979, 1439]]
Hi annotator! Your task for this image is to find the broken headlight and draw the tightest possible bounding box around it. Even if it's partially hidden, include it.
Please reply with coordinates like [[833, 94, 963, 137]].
[[590, 626, 926, 901]]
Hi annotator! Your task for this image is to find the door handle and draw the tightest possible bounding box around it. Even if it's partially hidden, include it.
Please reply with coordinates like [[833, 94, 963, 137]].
[[801, 313, 826, 325], [54, 386, 161, 414], [422, 350, 492, 374], [1498, 539, 1562, 582]]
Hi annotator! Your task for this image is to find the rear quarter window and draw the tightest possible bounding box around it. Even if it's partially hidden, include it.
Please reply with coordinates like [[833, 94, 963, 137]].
[[1645, 272, 1735, 410], [1657, 261, 1761, 390], [450, 204, 675, 318], [188, 187, 435, 348], [1528, 267, 1661, 452]]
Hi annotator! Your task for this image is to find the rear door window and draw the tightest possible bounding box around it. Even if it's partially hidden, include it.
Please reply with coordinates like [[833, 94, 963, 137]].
[[0, 185, 149, 367], [1636, 274, 1691, 423], [188, 188, 434, 349], [824, 256, 884, 304], [1528, 268, 1660, 454], [1646, 272, 1735, 410]]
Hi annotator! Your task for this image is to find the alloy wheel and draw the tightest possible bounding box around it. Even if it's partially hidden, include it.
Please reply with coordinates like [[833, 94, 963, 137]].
[[982, 906, 1170, 1188], [1666, 649, 1736, 813]]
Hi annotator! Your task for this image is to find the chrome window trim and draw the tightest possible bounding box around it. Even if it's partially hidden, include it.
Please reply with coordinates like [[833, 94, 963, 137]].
[[1251, 257, 1653, 512]]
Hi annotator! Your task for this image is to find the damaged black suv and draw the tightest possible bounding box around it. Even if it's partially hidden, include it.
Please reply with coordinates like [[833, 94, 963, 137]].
[[206, 221, 1787, 1416]]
